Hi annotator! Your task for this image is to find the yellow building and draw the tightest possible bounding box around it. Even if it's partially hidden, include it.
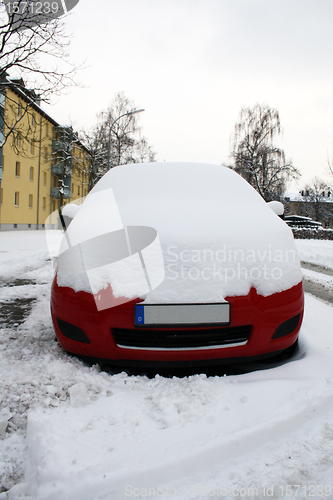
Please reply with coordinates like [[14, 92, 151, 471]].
[[0, 76, 89, 230]]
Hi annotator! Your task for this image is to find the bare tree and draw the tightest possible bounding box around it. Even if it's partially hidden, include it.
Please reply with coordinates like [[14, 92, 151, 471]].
[[51, 125, 89, 206], [327, 152, 333, 179], [100, 92, 156, 167], [227, 104, 300, 201], [302, 177, 333, 226], [133, 137, 156, 164], [84, 92, 156, 188], [0, 0, 81, 148], [81, 126, 107, 191]]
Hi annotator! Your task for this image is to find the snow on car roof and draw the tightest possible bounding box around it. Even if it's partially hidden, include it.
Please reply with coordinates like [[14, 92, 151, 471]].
[[56, 163, 302, 303]]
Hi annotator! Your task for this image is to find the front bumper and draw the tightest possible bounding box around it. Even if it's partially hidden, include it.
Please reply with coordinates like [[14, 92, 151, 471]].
[[51, 278, 304, 366]]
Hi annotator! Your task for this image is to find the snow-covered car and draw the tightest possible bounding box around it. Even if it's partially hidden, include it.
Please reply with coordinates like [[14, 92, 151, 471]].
[[50, 162, 304, 367]]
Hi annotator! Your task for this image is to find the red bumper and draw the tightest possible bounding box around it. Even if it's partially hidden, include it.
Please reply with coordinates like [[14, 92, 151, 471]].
[[51, 276, 304, 366]]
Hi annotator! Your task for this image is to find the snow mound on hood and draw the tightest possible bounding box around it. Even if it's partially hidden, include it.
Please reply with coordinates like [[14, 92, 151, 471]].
[[56, 162, 302, 301]]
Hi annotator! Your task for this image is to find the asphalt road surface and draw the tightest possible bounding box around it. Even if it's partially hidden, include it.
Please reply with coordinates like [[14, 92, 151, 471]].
[[301, 262, 333, 305]]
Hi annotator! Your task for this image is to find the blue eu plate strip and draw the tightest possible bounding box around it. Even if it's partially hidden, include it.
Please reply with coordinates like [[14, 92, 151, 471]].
[[135, 305, 145, 325]]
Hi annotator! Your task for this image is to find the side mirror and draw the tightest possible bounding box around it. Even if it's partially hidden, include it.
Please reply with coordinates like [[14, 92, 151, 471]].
[[60, 203, 81, 229], [267, 201, 284, 217]]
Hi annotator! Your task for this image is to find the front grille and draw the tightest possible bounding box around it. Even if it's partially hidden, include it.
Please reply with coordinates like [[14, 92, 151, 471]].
[[112, 325, 252, 349]]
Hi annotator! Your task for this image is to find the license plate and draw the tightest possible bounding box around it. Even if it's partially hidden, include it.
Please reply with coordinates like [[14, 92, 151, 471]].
[[135, 303, 230, 326]]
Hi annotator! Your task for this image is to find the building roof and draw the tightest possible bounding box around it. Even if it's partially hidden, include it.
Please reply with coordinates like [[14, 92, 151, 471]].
[[3, 75, 59, 127], [1, 75, 90, 156], [284, 191, 333, 203]]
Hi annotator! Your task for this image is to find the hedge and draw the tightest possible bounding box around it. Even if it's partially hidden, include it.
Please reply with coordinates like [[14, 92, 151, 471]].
[[291, 227, 333, 240]]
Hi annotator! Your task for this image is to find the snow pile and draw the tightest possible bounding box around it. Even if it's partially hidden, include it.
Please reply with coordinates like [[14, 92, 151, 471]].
[[0, 231, 51, 284], [55, 163, 302, 303], [296, 239, 333, 270], [0, 232, 110, 494]]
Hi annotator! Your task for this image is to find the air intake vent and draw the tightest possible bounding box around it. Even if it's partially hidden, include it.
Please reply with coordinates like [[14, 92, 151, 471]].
[[112, 325, 252, 349], [272, 314, 300, 339], [57, 318, 90, 343]]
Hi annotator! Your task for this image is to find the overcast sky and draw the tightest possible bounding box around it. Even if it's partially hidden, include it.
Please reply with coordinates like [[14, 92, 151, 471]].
[[43, 0, 333, 191]]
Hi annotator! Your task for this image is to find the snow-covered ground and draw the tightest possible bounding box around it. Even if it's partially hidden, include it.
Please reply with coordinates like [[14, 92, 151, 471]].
[[296, 239, 333, 271], [0, 231, 333, 500]]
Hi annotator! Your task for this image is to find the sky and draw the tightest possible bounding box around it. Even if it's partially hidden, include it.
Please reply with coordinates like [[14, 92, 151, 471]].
[[42, 0, 333, 191]]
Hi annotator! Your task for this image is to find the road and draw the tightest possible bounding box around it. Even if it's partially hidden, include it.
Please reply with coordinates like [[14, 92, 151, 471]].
[[301, 261, 333, 304]]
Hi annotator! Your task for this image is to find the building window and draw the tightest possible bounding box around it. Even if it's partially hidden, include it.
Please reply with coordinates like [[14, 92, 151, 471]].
[[2, 155, 4, 172], [29, 166, 34, 181], [45, 122, 49, 136], [14, 192, 19, 207], [30, 140, 35, 154], [44, 147, 48, 161], [53, 176, 58, 188], [16, 133, 21, 148], [15, 161, 20, 177], [32, 113, 35, 126], [43, 172, 47, 185], [77, 185, 80, 195], [18, 101, 22, 116], [52, 199, 58, 212], [71, 182, 74, 194], [29, 194, 33, 208], [42, 197, 46, 210], [0, 188, 3, 205]]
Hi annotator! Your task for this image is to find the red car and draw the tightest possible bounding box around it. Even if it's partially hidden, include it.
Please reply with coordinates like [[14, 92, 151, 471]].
[[51, 163, 304, 367]]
